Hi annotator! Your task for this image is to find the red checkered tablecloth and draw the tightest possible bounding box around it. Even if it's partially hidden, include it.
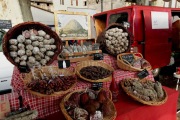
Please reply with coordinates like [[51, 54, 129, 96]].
[[0, 92, 20, 111], [11, 55, 117, 91], [113, 69, 154, 85], [8, 54, 154, 118]]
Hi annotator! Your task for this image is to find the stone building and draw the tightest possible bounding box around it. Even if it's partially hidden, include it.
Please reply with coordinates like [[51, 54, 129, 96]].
[[31, 0, 54, 11], [53, 0, 88, 11]]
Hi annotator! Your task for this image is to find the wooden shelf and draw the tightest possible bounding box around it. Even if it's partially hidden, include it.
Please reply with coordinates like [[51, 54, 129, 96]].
[[62, 50, 102, 57], [58, 55, 94, 63]]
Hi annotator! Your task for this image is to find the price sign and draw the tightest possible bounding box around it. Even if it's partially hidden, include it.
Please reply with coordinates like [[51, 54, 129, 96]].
[[0, 20, 12, 29], [18, 65, 30, 73], [121, 53, 135, 64], [0, 101, 10, 119], [91, 82, 103, 91], [137, 69, 149, 79], [58, 60, 70, 68], [94, 53, 103, 60]]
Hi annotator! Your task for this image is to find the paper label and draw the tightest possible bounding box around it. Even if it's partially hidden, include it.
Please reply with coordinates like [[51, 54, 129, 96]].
[[0, 101, 10, 119], [151, 11, 169, 29]]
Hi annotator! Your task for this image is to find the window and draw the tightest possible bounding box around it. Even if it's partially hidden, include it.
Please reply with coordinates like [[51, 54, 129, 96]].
[[47, 3, 49, 6], [109, 12, 128, 25], [37, 2, 40, 5], [84, 1, 87, 6], [76, 0, 78, 6], [60, 0, 64, 5]]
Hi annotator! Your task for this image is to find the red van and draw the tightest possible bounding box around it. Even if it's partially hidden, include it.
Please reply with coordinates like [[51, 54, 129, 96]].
[[93, 5, 180, 73]]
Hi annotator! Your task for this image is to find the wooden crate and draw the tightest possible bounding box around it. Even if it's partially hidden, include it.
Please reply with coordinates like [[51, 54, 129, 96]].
[[58, 39, 102, 62]]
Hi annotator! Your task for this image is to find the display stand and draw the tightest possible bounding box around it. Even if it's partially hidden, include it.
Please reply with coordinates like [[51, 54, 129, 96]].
[[173, 72, 180, 114], [173, 72, 180, 91]]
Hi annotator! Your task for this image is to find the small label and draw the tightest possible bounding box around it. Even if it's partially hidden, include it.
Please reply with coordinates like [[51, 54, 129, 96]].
[[91, 82, 103, 91], [94, 53, 103, 60], [96, 50, 99, 53], [0, 101, 10, 119], [58, 60, 70, 68], [137, 69, 149, 79], [69, 53, 73, 56], [83, 51, 87, 54], [18, 65, 30, 73], [0, 20, 12, 29]]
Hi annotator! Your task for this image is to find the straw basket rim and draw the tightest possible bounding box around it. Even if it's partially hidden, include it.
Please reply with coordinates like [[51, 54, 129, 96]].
[[117, 53, 152, 72], [22, 66, 76, 97], [76, 60, 114, 82], [2, 21, 63, 69], [60, 88, 117, 120], [120, 78, 168, 106]]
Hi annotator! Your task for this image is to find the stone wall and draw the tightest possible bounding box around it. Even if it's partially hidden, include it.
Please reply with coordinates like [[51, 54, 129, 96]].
[[0, 0, 33, 26]]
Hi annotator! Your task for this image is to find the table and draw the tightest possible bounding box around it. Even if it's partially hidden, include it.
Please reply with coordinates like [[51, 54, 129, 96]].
[[45, 86, 179, 120], [0, 55, 163, 119]]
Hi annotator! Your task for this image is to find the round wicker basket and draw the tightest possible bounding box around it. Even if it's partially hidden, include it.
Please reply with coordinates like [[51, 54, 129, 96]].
[[60, 88, 117, 120], [76, 60, 114, 82], [2, 21, 63, 68], [117, 53, 152, 72], [120, 78, 168, 106], [22, 66, 76, 97], [96, 23, 131, 56]]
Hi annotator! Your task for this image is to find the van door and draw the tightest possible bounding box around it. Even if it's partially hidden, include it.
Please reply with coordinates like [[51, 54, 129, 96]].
[[143, 9, 172, 69]]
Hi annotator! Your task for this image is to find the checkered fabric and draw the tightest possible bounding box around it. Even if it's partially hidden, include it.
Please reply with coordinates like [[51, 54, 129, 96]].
[[114, 69, 154, 85], [11, 55, 117, 91], [0, 92, 20, 111], [7, 54, 154, 118]]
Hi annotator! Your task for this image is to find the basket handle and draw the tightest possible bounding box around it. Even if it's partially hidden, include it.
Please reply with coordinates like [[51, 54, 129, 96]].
[[141, 59, 152, 70], [68, 66, 76, 75]]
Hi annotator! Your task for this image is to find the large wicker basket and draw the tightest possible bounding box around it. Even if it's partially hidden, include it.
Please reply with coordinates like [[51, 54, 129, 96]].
[[96, 23, 131, 56], [2, 21, 63, 68], [22, 66, 76, 97], [76, 60, 114, 82], [117, 53, 152, 72], [60, 88, 117, 120], [120, 78, 168, 106]]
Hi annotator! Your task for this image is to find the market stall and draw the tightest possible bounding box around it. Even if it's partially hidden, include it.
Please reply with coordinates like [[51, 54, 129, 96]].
[[0, 83, 178, 120], [0, 19, 178, 120]]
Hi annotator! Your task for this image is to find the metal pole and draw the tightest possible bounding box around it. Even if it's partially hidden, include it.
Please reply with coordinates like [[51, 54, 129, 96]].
[[101, 0, 103, 12]]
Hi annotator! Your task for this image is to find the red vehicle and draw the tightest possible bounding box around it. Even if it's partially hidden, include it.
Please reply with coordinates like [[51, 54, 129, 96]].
[[94, 5, 180, 75]]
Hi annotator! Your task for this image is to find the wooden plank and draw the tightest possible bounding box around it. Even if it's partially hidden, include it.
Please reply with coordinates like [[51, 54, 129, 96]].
[[94, 18, 106, 37], [57, 55, 94, 63], [62, 50, 102, 57]]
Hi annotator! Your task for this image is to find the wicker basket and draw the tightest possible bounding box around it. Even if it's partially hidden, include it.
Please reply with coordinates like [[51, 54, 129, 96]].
[[117, 53, 152, 72], [76, 60, 114, 82], [60, 88, 117, 120], [120, 78, 168, 106], [2, 21, 63, 68], [22, 66, 76, 97], [96, 23, 131, 56]]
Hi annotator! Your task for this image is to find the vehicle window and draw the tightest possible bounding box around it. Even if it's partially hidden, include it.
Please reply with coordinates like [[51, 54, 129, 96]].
[[109, 12, 128, 25], [0, 30, 5, 52]]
